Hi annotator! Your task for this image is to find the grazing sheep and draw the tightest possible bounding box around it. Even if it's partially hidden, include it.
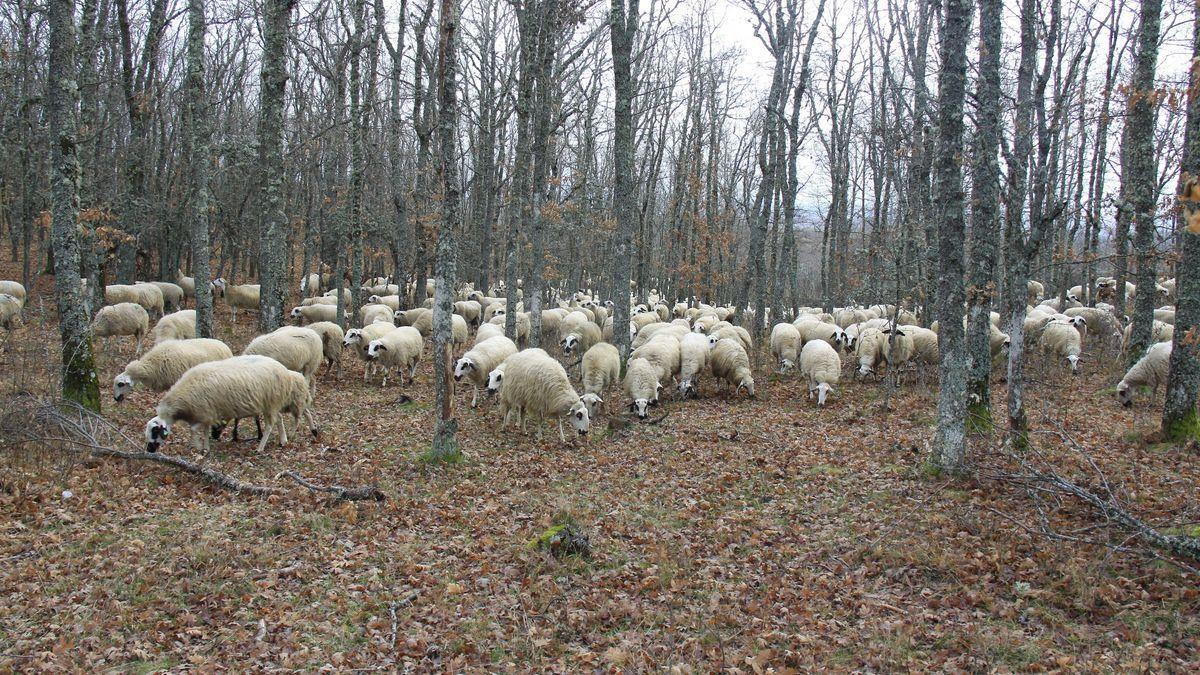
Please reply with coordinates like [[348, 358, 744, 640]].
[[291, 303, 338, 325], [482, 302, 506, 323], [453, 300, 482, 326], [499, 348, 591, 442], [631, 334, 682, 382], [142, 281, 185, 312], [1121, 320, 1174, 350], [581, 342, 619, 414], [366, 326, 425, 386], [485, 362, 508, 397], [395, 306, 431, 327], [676, 332, 711, 398], [854, 327, 888, 378], [91, 302, 150, 353], [304, 321, 345, 377], [211, 280, 260, 321], [301, 295, 338, 306], [799, 339, 841, 406], [624, 357, 662, 419], [105, 283, 164, 318], [539, 307, 569, 345], [0, 293, 23, 331], [143, 355, 315, 455], [450, 313, 470, 349], [488, 311, 531, 345], [1117, 342, 1172, 407], [175, 270, 196, 299], [904, 326, 940, 365], [454, 335, 518, 406], [113, 338, 233, 401], [632, 312, 660, 333], [709, 338, 755, 396], [152, 309, 197, 344], [323, 287, 354, 304], [0, 281, 26, 307], [475, 322, 504, 345], [243, 325, 324, 397], [368, 294, 402, 311], [560, 320, 602, 356], [343, 322, 397, 381], [359, 303, 394, 326], [1064, 307, 1123, 344], [631, 322, 674, 349], [795, 320, 849, 351], [711, 325, 752, 353], [1039, 320, 1083, 374]]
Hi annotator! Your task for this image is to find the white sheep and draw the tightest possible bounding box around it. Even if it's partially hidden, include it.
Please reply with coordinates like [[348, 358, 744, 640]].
[[676, 332, 711, 398], [499, 348, 591, 442], [624, 357, 662, 419], [359, 303, 394, 326], [485, 361, 507, 397], [395, 306, 431, 327], [152, 309, 197, 344], [795, 320, 849, 351], [291, 303, 338, 325], [0, 293, 23, 331], [141, 281, 185, 312], [475, 322, 504, 345], [1121, 320, 1174, 351], [343, 322, 397, 381], [631, 334, 682, 382], [368, 294, 402, 311], [105, 283, 164, 318], [112, 338, 233, 402], [176, 270, 196, 298], [853, 327, 888, 378], [91, 302, 150, 354], [711, 325, 752, 353], [580, 342, 619, 415], [1117, 341, 1172, 407], [211, 279, 260, 321], [304, 320, 344, 378], [1039, 320, 1082, 374], [488, 311, 531, 345], [0, 280, 27, 307], [904, 326, 940, 366], [453, 300, 482, 326], [243, 325, 324, 396], [454, 335, 518, 406], [365, 326, 425, 386], [799, 339, 840, 406], [143, 355, 315, 455], [560, 320, 602, 356], [709, 338, 755, 396]]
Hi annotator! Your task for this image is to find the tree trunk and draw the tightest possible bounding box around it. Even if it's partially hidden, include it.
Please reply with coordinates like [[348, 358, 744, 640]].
[[49, 0, 101, 411], [609, 0, 639, 368], [185, 0, 213, 338], [256, 0, 295, 332], [429, 0, 461, 462]]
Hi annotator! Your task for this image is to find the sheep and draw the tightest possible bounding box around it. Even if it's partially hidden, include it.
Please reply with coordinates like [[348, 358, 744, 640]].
[[359, 303, 394, 326], [301, 295, 338, 306], [709, 338, 755, 396], [580, 342, 619, 415], [143, 355, 315, 455], [485, 361, 508, 397], [141, 281, 185, 312], [1064, 307, 1123, 344], [904, 326, 940, 366], [365, 326, 425, 386], [368, 294, 402, 311], [488, 311, 531, 345], [854, 327, 888, 378], [91, 302, 150, 354], [632, 312, 660, 332], [475, 322, 504, 345], [454, 335, 518, 407], [499, 348, 591, 442], [343, 322, 397, 381], [711, 325, 752, 353], [323, 287, 353, 305], [291, 303, 338, 325], [623, 357, 662, 419], [482, 302, 506, 323], [243, 326, 324, 397], [175, 270, 196, 298], [1039, 320, 1083, 374], [799, 339, 841, 406], [631, 322, 671, 348], [692, 315, 719, 333], [112, 338, 233, 402], [364, 283, 400, 296], [453, 300, 482, 326], [1027, 279, 1045, 304], [1116, 342, 1172, 407], [0, 293, 23, 332], [105, 283, 164, 318], [1121, 320, 1174, 350], [539, 307, 569, 345], [152, 309, 197, 344], [560, 320, 602, 356], [795, 320, 849, 351], [0, 281, 26, 307], [558, 310, 593, 342], [1154, 308, 1176, 325], [304, 321, 344, 377], [675, 332, 711, 398], [451, 314, 470, 349], [631, 334, 682, 382], [211, 280, 260, 321], [395, 306, 431, 327]]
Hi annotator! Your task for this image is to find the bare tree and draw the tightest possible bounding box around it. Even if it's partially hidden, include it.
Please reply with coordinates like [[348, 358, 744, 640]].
[[185, 0, 214, 338], [609, 0, 638, 366]]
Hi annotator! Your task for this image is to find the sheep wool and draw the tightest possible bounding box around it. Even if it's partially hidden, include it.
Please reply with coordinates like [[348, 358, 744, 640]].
[[152, 309, 197, 344], [142, 281, 185, 312], [359, 303, 394, 327], [631, 334, 682, 382], [244, 326, 324, 396], [581, 342, 620, 400], [1117, 342, 1172, 407], [710, 338, 755, 396], [175, 270, 196, 298], [303, 321, 345, 376], [0, 293, 23, 330], [799, 339, 840, 406], [113, 338, 233, 401], [0, 280, 28, 306], [366, 326, 424, 386], [292, 303, 338, 325], [92, 302, 150, 353], [343, 322, 397, 381], [455, 335, 518, 406], [676, 332, 711, 398], [623, 357, 662, 419], [474, 322, 504, 345], [499, 348, 590, 443], [1039, 320, 1083, 374], [144, 355, 314, 455]]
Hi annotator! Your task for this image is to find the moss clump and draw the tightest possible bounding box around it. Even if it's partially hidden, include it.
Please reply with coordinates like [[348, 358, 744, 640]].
[[528, 523, 591, 559], [1161, 408, 1200, 444]]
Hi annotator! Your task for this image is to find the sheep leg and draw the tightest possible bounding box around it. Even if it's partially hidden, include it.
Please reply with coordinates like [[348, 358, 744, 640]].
[[190, 423, 207, 454], [274, 413, 288, 447], [471, 387, 478, 409], [254, 419, 274, 454], [558, 418, 565, 444]]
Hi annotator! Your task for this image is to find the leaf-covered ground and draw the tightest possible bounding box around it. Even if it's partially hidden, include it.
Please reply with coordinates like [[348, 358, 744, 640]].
[[2, 273, 1198, 671]]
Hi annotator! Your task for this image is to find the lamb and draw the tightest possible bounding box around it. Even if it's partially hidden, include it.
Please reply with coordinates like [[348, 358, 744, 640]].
[[211, 280, 260, 321], [454, 335, 518, 406], [365, 326, 425, 386], [499, 348, 591, 442], [105, 283, 164, 318], [623, 357, 662, 419], [91, 302, 150, 353], [141, 281, 185, 312], [1116, 342, 1172, 407], [1039, 319, 1083, 374], [176, 270, 196, 298], [143, 355, 315, 455], [709, 338, 755, 396], [291, 303, 338, 325], [560, 320, 602, 356], [0, 281, 26, 308], [799, 339, 841, 406], [152, 309, 197, 344], [0, 293, 23, 331], [676, 332, 711, 398], [359, 303, 394, 326], [580, 342, 620, 415], [304, 321, 344, 377], [343, 322, 397, 381], [113, 338, 233, 401], [631, 334, 682, 382]]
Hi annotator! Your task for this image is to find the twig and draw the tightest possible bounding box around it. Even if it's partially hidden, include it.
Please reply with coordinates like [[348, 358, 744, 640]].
[[280, 470, 386, 501], [389, 590, 422, 651], [646, 410, 670, 425]]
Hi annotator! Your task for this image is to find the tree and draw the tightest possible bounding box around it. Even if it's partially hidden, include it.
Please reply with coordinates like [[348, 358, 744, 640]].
[[428, 0, 461, 462], [184, 0, 214, 338], [930, 0, 970, 472], [964, 0, 1003, 429], [48, 0, 101, 410], [1162, 4, 1200, 442], [257, 0, 297, 332], [1123, 0, 1164, 364], [609, 0, 638, 368]]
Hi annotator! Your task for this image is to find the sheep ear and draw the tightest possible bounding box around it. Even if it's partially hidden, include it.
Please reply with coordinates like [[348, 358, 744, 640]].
[[376, 344, 388, 351]]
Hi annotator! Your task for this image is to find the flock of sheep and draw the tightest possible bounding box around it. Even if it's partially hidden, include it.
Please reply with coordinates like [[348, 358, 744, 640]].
[[0, 268, 1185, 452]]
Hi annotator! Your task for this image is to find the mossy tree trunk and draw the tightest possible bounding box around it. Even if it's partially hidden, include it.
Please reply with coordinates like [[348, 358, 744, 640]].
[[185, 0, 214, 338], [609, 0, 638, 370]]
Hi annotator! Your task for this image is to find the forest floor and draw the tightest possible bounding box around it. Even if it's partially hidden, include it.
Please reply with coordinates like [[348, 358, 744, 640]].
[[2, 267, 1199, 672]]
